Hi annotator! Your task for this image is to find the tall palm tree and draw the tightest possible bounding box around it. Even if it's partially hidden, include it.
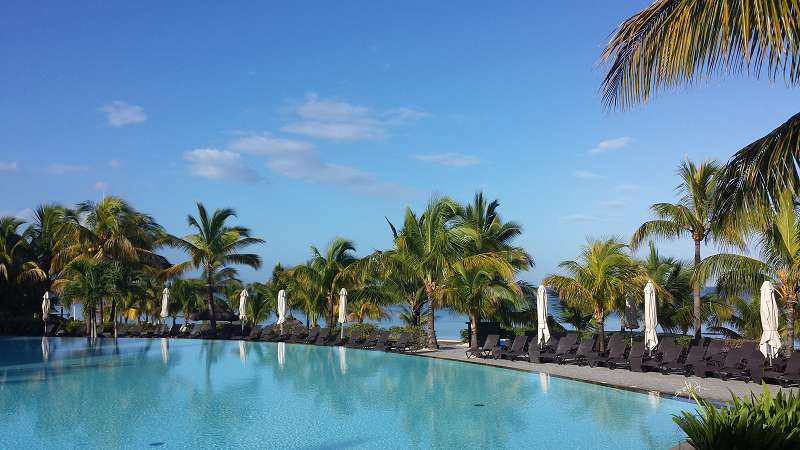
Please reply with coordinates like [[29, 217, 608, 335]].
[[600, 0, 800, 222], [631, 159, 739, 341], [388, 197, 465, 349], [168, 203, 264, 335], [544, 239, 636, 351], [246, 282, 276, 326], [695, 190, 800, 351], [310, 238, 358, 327]]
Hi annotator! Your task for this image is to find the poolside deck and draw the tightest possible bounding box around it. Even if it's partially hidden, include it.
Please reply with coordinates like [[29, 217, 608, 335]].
[[418, 343, 799, 403]]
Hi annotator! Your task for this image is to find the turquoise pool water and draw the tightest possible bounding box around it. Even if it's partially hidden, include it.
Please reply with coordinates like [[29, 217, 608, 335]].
[[0, 337, 687, 449]]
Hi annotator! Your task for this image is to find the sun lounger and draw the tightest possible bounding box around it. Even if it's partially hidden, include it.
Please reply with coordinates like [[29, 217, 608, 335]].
[[716, 348, 766, 382], [344, 329, 367, 347], [466, 334, 500, 359], [535, 333, 579, 363], [312, 328, 331, 344], [641, 344, 683, 372], [607, 341, 645, 371], [586, 334, 627, 367], [259, 327, 278, 341], [493, 335, 529, 361], [176, 323, 193, 338], [364, 331, 390, 349], [763, 352, 800, 387], [558, 336, 597, 365], [115, 324, 129, 337], [661, 345, 705, 375], [702, 339, 726, 364], [386, 333, 413, 352], [694, 345, 748, 378]]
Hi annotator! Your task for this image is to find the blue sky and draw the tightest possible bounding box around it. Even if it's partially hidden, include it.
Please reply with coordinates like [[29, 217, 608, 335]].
[[1, 1, 798, 283]]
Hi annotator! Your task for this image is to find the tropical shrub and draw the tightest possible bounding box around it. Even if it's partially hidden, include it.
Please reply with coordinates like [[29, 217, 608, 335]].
[[674, 386, 800, 450], [388, 325, 427, 349], [347, 322, 378, 338]]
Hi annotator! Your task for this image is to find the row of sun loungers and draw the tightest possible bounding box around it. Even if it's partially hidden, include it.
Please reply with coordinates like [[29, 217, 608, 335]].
[[467, 332, 800, 388], [106, 322, 416, 352]]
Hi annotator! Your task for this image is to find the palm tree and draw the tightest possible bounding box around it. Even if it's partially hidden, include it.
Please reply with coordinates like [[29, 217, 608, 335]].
[[57, 259, 113, 336], [636, 241, 694, 334], [170, 278, 204, 325], [630, 159, 739, 341], [168, 203, 264, 335], [705, 294, 763, 340], [600, 0, 800, 224], [388, 197, 464, 349], [309, 238, 358, 327], [694, 190, 800, 351], [246, 282, 276, 326], [439, 262, 520, 348], [544, 239, 636, 351]]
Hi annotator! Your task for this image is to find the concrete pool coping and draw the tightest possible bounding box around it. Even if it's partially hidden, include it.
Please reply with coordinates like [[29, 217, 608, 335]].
[[410, 343, 799, 404]]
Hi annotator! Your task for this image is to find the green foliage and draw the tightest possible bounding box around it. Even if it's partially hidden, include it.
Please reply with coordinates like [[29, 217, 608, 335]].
[[387, 325, 427, 349], [347, 322, 378, 338], [674, 386, 800, 450]]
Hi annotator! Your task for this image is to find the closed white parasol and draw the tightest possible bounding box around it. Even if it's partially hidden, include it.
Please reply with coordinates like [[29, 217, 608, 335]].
[[644, 281, 659, 352], [759, 281, 782, 360], [536, 285, 550, 348], [239, 289, 249, 322], [160, 287, 170, 321], [338, 288, 347, 339]]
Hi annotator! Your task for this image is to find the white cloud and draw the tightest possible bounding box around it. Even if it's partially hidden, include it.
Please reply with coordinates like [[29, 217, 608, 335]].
[[100, 101, 147, 127], [599, 199, 625, 209], [94, 181, 109, 192], [562, 214, 602, 222], [0, 208, 34, 221], [282, 93, 429, 141], [226, 134, 406, 194], [0, 161, 18, 171], [572, 169, 604, 179], [589, 136, 633, 154], [229, 134, 314, 155], [109, 160, 122, 169], [184, 149, 260, 183], [46, 163, 89, 174], [412, 152, 480, 167]]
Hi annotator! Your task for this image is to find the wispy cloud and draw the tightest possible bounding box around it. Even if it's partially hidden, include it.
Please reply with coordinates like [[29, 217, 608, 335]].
[[46, 163, 89, 174], [100, 101, 147, 127], [0, 161, 18, 172], [0, 208, 34, 221], [589, 136, 633, 154], [412, 152, 480, 167], [94, 181, 109, 192], [572, 169, 604, 180], [282, 94, 429, 141], [109, 160, 122, 169], [184, 149, 260, 183], [230, 134, 314, 155], [227, 134, 406, 194]]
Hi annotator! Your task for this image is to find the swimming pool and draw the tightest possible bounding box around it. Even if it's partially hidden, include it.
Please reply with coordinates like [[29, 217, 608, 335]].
[[0, 337, 687, 449]]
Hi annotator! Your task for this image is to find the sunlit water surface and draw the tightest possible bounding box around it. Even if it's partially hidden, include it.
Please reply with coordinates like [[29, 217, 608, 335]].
[[0, 337, 687, 449]]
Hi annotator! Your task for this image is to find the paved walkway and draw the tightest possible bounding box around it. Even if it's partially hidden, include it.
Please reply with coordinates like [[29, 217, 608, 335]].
[[416, 343, 798, 403]]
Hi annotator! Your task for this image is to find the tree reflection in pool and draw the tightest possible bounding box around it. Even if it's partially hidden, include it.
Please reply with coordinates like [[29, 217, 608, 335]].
[[0, 337, 686, 449]]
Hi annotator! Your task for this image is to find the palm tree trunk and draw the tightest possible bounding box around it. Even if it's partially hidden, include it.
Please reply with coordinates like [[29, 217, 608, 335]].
[[425, 281, 437, 349], [327, 292, 335, 328], [469, 313, 479, 349], [595, 306, 605, 352], [786, 296, 796, 354], [206, 271, 217, 336], [693, 238, 702, 343], [110, 299, 117, 338]]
